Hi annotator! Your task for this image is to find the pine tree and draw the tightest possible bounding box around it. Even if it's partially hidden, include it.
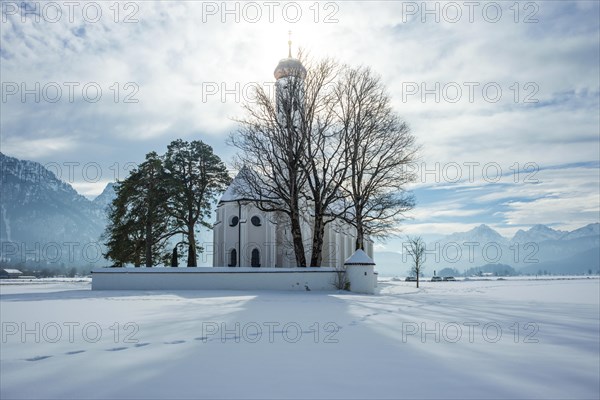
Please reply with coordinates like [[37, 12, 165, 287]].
[[102, 152, 171, 267], [103, 142, 230, 267], [164, 140, 231, 267]]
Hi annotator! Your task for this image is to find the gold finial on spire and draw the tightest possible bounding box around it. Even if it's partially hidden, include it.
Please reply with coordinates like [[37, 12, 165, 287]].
[[288, 30, 292, 58]]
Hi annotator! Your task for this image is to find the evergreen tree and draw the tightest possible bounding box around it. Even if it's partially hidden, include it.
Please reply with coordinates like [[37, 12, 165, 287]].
[[102, 181, 145, 267], [164, 140, 231, 267], [102, 152, 171, 267], [103, 141, 230, 267]]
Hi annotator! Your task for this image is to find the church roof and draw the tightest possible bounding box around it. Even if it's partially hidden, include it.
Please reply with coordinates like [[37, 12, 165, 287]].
[[219, 167, 278, 203], [274, 32, 306, 80], [274, 58, 307, 80], [344, 249, 375, 266], [219, 167, 255, 203]]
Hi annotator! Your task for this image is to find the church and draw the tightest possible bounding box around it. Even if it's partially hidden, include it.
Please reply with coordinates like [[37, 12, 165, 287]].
[[212, 42, 374, 269]]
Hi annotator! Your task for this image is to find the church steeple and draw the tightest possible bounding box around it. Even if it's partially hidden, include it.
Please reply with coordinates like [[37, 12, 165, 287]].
[[274, 32, 306, 80]]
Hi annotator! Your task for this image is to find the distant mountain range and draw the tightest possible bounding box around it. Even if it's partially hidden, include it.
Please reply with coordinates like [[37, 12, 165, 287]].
[[1, 152, 598, 273], [375, 223, 599, 276], [92, 182, 116, 212], [0, 153, 115, 266], [442, 223, 599, 245]]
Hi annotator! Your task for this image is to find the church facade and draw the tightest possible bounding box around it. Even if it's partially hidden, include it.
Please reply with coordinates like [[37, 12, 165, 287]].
[[212, 46, 373, 268]]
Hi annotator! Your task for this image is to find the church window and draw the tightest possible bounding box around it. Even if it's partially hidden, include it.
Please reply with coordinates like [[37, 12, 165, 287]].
[[251, 248, 260, 267], [229, 249, 237, 267], [251, 216, 262, 226], [229, 216, 239, 227]]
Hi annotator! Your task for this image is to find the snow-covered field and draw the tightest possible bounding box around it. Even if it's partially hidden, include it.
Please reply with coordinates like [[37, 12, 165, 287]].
[[1, 278, 599, 399]]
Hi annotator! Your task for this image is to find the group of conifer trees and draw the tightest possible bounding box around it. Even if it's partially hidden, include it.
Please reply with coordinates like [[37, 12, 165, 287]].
[[102, 139, 230, 267]]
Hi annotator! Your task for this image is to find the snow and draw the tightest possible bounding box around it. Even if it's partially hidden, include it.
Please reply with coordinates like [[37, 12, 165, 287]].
[[1, 203, 11, 241], [1, 277, 599, 399], [92, 267, 338, 273], [443, 224, 509, 246], [512, 224, 565, 243], [0, 269, 23, 274], [562, 223, 600, 240], [219, 167, 254, 203], [344, 249, 375, 265]]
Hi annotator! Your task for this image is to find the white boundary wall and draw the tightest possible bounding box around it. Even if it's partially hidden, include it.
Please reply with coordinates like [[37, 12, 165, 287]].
[[91, 268, 342, 291]]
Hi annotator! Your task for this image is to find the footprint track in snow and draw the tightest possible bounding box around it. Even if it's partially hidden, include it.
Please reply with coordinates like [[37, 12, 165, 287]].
[[65, 350, 85, 355], [106, 347, 128, 352], [25, 355, 52, 361]]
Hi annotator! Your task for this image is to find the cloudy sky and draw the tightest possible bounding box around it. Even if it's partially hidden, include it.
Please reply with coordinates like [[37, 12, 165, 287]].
[[2, 0, 599, 248]]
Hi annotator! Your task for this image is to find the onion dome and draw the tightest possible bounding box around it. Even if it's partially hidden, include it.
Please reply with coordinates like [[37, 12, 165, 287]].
[[274, 31, 307, 79], [274, 58, 306, 79]]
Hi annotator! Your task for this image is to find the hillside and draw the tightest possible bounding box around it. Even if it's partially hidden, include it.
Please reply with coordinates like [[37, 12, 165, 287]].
[[0, 153, 114, 266]]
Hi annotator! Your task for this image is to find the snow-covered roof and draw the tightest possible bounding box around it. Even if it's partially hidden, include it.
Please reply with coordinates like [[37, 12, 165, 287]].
[[219, 167, 256, 203], [1, 269, 23, 274], [219, 167, 276, 204], [344, 249, 375, 266]]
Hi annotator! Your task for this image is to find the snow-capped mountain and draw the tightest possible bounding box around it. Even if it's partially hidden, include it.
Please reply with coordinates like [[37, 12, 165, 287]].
[[0, 153, 113, 265], [561, 223, 600, 241], [92, 182, 117, 212], [440, 223, 599, 247], [2, 152, 598, 272], [511, 224, 566, 243], [426, 222, 600, 272], [442, 224, 509, 246]]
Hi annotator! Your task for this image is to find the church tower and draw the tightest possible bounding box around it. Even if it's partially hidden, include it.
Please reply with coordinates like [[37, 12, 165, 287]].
[[273, 32, 306, 130], [211, 35, 307, 269], [212, 35, 373, 269]]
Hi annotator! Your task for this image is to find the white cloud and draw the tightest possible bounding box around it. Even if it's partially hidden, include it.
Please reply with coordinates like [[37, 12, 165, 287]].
[[503, 192, 600, 230], [71, 180, 112, 199], [1, 0, 598, 233], [2, 136, 78, 159]]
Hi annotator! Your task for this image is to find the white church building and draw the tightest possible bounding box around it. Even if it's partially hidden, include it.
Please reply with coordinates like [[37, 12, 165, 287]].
[[92, 38, 378, 293], [212, 45, 374, 269]]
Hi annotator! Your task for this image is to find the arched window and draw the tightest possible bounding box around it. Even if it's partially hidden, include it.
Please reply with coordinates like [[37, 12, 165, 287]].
[[251, 248, 260, 268], [229, 216, 239, 227], [229, 249, 237, 267], [251, 216, 261, 227]]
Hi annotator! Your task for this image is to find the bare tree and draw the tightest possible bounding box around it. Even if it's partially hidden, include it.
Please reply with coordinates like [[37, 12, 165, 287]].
[[300, 58, 350, 267], [231, 58, 418, 267], [332, 264, 350, 290], [405, 236, 426, 288], [335, 67, 418, 250], [229, 62, 310, 267]]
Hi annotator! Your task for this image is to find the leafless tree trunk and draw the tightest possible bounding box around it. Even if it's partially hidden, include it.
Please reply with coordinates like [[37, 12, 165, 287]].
[[335, 67, 418, 250], [229, 65, 309, 267], [300, 58, 349, 267], [332, 264, 350, 290], [231, 59, 418, 267], [405, 236, 426, 288]]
